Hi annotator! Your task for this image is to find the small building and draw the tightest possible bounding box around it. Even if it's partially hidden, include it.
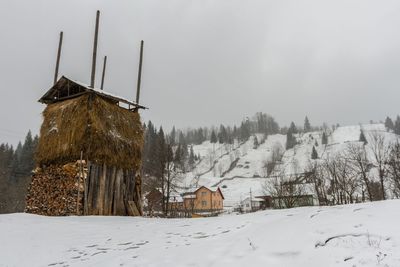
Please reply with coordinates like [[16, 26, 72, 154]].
[[239, 196, 264, 213], [181, 186, 224, 214]]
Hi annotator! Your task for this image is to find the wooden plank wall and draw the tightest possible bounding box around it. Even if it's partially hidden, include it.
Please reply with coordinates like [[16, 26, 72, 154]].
[[85, 163, 142, 216]]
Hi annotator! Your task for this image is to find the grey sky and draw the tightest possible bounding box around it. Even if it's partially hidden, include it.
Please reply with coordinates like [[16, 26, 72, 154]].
[[1, 0, 400, 145]]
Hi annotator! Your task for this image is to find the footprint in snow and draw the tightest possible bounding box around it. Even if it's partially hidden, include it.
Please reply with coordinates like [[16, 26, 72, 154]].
[[118, 242, 133, 246], [48, 262, 65, 266], [136, 241, 149, 246], [91, 251, 107, 256], [96, 247, 110, 251], [124, 246, 140, 250]]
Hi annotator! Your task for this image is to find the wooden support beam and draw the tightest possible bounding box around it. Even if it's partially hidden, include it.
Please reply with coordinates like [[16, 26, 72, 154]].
[[136, 40, 144, 105], [90, 10, 100, 88], [77, 151, 83, 215], [54, 31, 63, 85], [100, 55, 107, 90]]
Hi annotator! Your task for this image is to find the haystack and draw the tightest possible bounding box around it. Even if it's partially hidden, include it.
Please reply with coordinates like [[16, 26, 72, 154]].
[[26, 76, 145, 216]]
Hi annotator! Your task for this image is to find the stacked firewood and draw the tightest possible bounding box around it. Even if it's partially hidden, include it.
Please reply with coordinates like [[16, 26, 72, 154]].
[[25, 163, 84, 216]]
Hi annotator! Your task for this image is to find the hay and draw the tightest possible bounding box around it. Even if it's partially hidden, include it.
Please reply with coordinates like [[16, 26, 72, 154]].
[[36, 93, 143, 170]]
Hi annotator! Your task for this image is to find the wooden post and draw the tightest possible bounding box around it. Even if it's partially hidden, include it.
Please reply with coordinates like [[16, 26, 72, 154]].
[[84, 158, 89, 215], [100, 56, 107, 90], [77, 151, 83, 215], [136, 40, 144, 105], [54, 31, 63, 85], [90, 10, 100, 88]]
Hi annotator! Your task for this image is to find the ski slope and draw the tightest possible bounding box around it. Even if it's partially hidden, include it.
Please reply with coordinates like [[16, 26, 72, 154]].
[[1, 200, 399, 266]]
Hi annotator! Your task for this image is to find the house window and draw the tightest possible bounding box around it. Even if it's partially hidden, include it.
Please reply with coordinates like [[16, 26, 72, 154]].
[[201, 191, 207, 196], [202, 201, 207, 207]]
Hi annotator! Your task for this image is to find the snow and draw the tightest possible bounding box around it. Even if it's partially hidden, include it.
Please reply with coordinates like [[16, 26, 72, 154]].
[[62, 76, 139, 107], [1, 200, 400, 266], [177, 123, 399, 207]]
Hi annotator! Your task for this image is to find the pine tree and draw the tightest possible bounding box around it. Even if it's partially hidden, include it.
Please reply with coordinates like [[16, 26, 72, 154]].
[[210, 130, 217, 143], [188, 146, 195, 167], [170, 126, 176, 146], [311, 146, 318, 159], [395, 116, 400, 135], [359, 130, 367, 144], [322, 132, 328, 145], [178, 131, 186, 145], [289, 122, 297, 134], [20, 130, 35, 175], [286, 131, 296, 149], [253, 135, 259, 149], [304, 116, 311, 133], [385, 117, 394, 131], [11, 142, 23, 177], [240, 120, 251, 141], [157, 127, 167, 178], [174, 144, 181, 163], [218, 125, 227, 144]]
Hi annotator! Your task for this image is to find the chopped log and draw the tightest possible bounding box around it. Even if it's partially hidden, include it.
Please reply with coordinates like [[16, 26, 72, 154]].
[[25, 164, 83, 216]]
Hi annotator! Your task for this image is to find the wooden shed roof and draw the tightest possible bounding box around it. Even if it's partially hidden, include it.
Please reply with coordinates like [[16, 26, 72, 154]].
[[39, 76, 146, 110]]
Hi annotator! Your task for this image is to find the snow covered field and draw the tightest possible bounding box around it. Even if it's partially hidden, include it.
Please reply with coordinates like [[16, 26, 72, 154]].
[[1, 200, 399, 267]]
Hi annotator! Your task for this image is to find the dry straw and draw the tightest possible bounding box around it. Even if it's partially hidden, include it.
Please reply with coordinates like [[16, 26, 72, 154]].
[[36, 93, 143, 170]]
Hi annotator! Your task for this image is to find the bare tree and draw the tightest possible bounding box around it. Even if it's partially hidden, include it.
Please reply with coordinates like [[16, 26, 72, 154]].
[[264, 142, 284, 177], [263, 161, 307, 208], [335, 156, 358, 204], [387, 140, 400, 197], [323, 154, 341, 204], [346, 143, 373, 201], [368, 131, 390, 200], [305, 160, 328, 205]]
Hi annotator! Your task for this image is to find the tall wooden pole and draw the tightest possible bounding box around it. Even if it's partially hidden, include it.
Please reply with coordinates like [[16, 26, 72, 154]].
[[90, 10, 100, 88], [100, 56, 107, 90], [54, 31, 63, 85], [136, 40, 144, 105]]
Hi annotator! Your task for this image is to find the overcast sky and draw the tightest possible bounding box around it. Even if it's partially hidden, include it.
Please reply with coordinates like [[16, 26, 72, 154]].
[[1, 0, 400, 145]]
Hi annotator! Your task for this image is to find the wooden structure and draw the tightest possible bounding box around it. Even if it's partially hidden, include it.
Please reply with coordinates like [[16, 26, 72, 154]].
[[26, 10, 147, 216], [28, 77, 146, 216]]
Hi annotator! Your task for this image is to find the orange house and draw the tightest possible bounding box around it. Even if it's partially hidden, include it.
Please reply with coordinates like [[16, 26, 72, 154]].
[[182, 186, 224, 213]]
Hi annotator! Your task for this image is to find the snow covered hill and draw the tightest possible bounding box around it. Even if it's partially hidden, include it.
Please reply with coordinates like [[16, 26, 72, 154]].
[[178, 123, 399, 207], [1, 200, 399, 266]]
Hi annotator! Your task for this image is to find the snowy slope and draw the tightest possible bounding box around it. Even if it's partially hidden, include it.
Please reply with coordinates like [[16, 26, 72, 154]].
[[1, 200, 400, 266], [179, 135, 285, 206], [177, 123, 398, 206]]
